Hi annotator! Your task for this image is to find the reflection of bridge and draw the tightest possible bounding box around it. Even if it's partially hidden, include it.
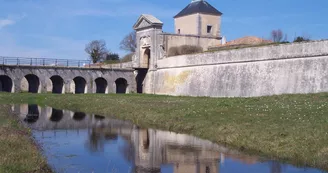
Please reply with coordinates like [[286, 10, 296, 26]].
[[13, 105, 286, 173], [14, 105, 233, 173], [0, 57, 135, 94]]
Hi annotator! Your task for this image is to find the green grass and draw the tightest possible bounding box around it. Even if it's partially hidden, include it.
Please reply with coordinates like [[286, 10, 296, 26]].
[[0, 104, 51, 173], [1, 92, 328, 170]]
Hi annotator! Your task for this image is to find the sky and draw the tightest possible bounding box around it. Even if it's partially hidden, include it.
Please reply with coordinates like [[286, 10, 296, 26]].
[[0, 0, 328, 60]]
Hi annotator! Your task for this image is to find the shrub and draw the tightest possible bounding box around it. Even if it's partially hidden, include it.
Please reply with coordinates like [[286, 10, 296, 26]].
[[293, 36, 310, 43], [168, 45, 203, 56]]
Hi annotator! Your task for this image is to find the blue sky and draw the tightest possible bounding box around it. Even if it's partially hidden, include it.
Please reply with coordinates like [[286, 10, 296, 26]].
[[0, 0, 327, 60]]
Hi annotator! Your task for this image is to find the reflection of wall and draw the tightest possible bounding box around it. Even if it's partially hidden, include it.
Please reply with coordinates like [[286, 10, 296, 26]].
[[14, 106, 262, 173]]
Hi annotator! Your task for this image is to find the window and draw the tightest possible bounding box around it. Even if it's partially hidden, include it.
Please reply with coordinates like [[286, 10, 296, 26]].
[[206, 166, 211, 173], [207, 25, 212, 34], [178, 29, 181, 34]]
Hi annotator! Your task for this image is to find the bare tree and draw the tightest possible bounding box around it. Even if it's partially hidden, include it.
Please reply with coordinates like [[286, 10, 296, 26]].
[[271, 29, 283, 43], [85, 40, 108, 63], [120, 31, 136, 52]]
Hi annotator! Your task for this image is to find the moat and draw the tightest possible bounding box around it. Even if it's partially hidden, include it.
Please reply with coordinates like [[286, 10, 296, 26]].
[[13, 104, 325, 173]]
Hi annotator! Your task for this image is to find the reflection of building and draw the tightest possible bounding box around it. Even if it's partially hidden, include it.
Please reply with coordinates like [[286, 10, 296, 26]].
[[14, 105, 266, 173]]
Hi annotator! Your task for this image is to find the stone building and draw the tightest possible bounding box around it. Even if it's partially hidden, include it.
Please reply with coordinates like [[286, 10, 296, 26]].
[[174, 0, 223, 37], [132, 0, 223, 93]]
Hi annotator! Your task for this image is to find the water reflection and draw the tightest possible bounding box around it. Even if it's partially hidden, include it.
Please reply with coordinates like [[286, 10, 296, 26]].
[[13, 105, 325, 173]]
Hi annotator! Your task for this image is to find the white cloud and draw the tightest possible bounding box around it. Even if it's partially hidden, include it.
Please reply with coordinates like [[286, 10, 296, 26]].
[[0, 19, 15, 29]]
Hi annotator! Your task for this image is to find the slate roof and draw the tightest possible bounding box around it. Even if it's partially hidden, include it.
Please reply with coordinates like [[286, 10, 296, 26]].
[[174, 0, 222, 18]]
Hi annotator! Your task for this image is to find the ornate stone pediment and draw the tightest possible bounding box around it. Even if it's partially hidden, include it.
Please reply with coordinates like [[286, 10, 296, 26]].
[[133, 14, 163, 30], [135, 20, 151, 30]]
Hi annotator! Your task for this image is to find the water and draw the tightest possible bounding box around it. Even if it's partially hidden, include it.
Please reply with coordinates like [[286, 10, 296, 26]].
[[12, 104, 326, 173]]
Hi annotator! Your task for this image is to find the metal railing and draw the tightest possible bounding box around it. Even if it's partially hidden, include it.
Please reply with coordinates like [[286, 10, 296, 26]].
[[0, 56, 92, 68]]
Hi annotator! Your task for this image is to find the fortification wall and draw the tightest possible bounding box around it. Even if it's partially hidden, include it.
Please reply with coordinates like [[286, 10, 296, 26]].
[[151, 40, 328, 97]]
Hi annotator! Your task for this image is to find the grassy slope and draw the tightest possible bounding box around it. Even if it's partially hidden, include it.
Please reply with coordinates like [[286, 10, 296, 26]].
[[0, 104, 51, 173], [0, 93, 328, 170]]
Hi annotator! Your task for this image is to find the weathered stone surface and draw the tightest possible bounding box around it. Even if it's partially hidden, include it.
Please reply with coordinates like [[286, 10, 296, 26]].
[[0, 66, 136, 94], [151, 40, 328, 97]]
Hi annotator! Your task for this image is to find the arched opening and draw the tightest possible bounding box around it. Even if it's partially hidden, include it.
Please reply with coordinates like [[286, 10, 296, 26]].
[[95, 77, 107, 94], [73, 112, 86, 121], [115, 78, 128, 94], [24, 104, 39, 123], [73, 77, 86, 94], [95, 115, 105, 120], [143, 48, 151, 69], [24, 74, 40, 93], [0, 75, 13, 92], [50, 75, 64, 94], [50, 108, 63, 122]]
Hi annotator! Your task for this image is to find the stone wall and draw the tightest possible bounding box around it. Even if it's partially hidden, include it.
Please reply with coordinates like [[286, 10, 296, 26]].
[[102, 61, 133, 69], [0, 66, 136, 94], [150, 40, 328, 97], [162, 33, 221, 52]]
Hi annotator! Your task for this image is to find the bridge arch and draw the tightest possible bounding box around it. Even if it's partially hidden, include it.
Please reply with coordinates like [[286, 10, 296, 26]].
[[50, 75, 65, 94], [49, 108, 64, 122], [0, 75, 13, 92], [95, 77, 108, 94], [24, 104, 39, 123], [22, 74, 40, 93], [115, 78, 128, 94], [72, 112, 86, 121], [73, 76, 87, 94]]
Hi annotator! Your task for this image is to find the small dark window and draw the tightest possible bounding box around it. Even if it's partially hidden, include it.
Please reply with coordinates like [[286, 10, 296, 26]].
[[178, 29, 181, 34], [207, 25, 212, 34], [206, 166, 210, 173]]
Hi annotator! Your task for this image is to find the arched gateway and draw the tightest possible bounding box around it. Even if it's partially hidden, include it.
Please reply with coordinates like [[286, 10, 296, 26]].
[[132, 14, 163, 94]]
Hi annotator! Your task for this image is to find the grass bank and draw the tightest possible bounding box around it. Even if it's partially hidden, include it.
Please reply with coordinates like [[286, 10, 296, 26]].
[[0, 104, 51, 173], [0, 93, 328, 170]]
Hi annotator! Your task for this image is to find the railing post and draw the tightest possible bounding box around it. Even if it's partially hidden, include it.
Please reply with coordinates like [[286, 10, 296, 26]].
[[43, 59, 45, 66], [78, 61, 80, 67], [30, 58, 32, 65], [2, 57, 4, 65], [67, 60, 69, 67], [55, 59, 58, 66]]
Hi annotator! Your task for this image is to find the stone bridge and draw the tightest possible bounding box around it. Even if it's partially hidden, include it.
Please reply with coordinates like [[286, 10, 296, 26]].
[[0, 65, 136, 94]]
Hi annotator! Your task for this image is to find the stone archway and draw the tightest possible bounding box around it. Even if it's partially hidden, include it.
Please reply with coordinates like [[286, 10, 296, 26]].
[[73, 76, 87, 94], [143, 48, 151, 69], [95, 77, 108, 94], [0, 75, 13, 92], [50, 75, 64, 94], [23, 74, 40, 93], [115, 78, 128, 94]]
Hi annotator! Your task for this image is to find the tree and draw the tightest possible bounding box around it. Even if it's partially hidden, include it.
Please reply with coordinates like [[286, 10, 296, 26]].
[[271, 29, 289, 43], [105, 53, 120, 61], [120, 31, 136, 52], [85, 40, 108, 63], [293, 36, 310, 43]]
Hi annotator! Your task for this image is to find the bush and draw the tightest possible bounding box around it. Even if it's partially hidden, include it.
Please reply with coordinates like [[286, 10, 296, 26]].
[[168, 45, 203, 56], [293, 36, 310, 43]]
